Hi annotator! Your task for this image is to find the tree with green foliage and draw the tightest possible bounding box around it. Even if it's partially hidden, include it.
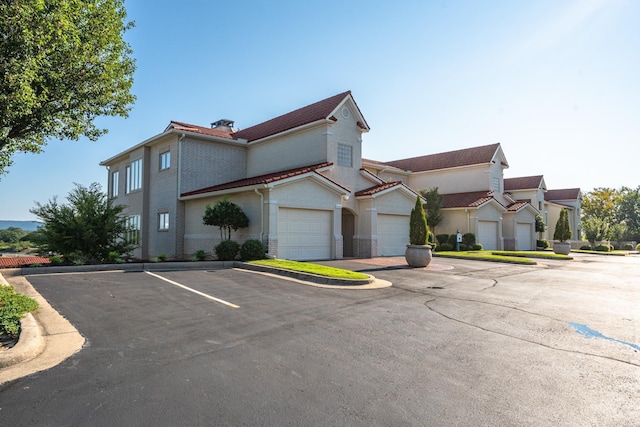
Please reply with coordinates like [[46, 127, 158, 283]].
[[553, 208, 572, 242], [30, 183, 135, 263], [203, 198, 249, 241], [582, 217, 610, 247], [617, 186, 640, 241], [0, 227, 26, 243], [419, 187, 443, 234], [409, 195, 428, 245], [581, 188, 621, 224], [0, 0, 136, 175]]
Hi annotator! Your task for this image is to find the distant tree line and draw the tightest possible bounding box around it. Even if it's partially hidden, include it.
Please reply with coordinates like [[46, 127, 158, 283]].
[[581, 186, 640, 245]]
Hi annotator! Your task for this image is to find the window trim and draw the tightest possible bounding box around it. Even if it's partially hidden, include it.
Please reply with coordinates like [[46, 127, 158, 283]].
[[160, 151, 170, 171], [111, 171, 119, 197], [158, 212, 169, 231], [126, 158, 142, 193]]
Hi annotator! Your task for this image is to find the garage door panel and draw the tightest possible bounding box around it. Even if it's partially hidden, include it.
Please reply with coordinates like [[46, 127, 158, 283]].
[[478, 221, 499, 250], [278, 208, 331, 261], [517, 223, 533, 251], [378, 214, 409, 256]]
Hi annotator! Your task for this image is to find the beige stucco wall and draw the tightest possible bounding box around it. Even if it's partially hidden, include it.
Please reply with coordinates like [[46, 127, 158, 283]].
[[247, 126, 328, 176], [183, 192, 263, 258], [407, 165, 491, 194]]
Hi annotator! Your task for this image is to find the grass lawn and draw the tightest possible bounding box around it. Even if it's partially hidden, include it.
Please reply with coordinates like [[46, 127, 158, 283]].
[[0, 285, 39, 337], [434, 250, 571, 264], [570, 249, 630, 256], [248, 259, 370, 280]]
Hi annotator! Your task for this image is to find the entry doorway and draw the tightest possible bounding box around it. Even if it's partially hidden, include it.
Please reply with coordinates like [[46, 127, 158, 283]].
[[342, 210, 355, 257]]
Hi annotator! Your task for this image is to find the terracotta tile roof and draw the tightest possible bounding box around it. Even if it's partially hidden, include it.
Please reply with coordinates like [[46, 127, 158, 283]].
[[181, 162, 335, 197], [0, 256, 51, 269], [384, 143, 501, 172], [167, 121, 235, 139], [441, 191, 496, 209], [233, 91, 353, 142], [545, 188, 581, 201], [506, 201, 531, 212], [504, 175, 544, 191], [355, 181, 404, 197]]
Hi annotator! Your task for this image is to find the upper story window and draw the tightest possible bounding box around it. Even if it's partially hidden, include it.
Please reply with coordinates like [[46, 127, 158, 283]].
[[158, 212, 169, 231], [160, 151, 170, 170], [337, 144, 353, 167], [111, 171, 119, 197], [126, 158, 142, 193]]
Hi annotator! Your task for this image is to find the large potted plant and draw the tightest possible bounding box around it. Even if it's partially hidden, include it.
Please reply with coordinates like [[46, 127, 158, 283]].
[[552, 208, 572, 255], [405, 196, 432, 267]]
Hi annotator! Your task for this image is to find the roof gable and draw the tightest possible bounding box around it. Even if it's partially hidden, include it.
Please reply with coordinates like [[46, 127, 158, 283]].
[[355, 181, 419, 200], [232, 91, 363, 143], [384, 143, 503, 172], [545, 188, 581, 201], [441, 190, 505, 210], [504, 175, 544, 191]]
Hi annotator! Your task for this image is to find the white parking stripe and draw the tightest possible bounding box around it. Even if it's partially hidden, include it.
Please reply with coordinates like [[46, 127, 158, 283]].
[[144, 271, 239, 309]]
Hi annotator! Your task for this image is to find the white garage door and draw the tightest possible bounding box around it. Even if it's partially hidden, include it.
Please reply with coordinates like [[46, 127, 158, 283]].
[[478, 221, 499, 250], [377, 214, 409, 256], [278, 208, 331, 260], [517, 223, 533, 251]]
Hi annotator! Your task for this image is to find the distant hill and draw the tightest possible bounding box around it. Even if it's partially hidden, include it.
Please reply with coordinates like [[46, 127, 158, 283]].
[[0, 220, 44, 231]]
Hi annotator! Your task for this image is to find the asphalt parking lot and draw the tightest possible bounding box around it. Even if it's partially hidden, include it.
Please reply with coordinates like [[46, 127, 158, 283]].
[[1, 253, 639, 426]]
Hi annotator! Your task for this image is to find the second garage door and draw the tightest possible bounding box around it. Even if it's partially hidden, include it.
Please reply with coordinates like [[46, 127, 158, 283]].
[[516, 223, 533, 250], [377, 214, 409, 256], [278, 208, 331, 260], [478, 221, 499, 250]]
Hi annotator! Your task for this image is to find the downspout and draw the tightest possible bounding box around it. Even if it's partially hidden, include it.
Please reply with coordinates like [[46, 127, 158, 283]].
[[466, 209, 470, 232], [254, 188, 264, 244]]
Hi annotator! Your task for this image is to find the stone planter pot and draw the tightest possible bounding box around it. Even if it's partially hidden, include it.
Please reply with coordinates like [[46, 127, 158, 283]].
[[553, 241, 571, 255], [405, 244, 432, 268]]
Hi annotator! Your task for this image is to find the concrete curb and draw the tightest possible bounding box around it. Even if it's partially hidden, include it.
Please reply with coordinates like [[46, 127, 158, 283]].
[[236, 262, 375, 286], [0, 313, 44, 368]]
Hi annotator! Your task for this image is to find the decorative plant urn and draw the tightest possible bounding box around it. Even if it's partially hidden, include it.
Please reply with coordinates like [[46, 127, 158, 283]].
[[553, 241, 571, 255], [405, 244, 432, 268]]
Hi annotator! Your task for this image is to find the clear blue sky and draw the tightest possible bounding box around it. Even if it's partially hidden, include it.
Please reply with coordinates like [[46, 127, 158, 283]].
[[1, 0, 638, 221]]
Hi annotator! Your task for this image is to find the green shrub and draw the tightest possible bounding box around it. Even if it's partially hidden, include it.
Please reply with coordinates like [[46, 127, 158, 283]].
[[0, 285, 39, 337], [49, 255, 63, 265], [108, 251, 124, 263], [537, 239, 549, 249], [156, 254, 167, 262], [473, 243, 483, 250], [594, 244, 612, 252], [447, 235, 457, 245], [459, 243, 468, 251], [636, 243, 640, 251], [553, 208, 572, 242], [240, 239, 265, 261], [580, 245, 592, 250], [192, 249, 207, 261], [215, 240, 240, 261], [409, 196, 428, 245], [439, 242, 453, 251], [462, 233, 476, 247], [436, 234, 449, 245], [622, 243, 633, 250]]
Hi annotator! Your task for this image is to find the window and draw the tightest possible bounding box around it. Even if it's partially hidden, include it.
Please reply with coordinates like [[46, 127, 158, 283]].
[[111, 171, 119, 197], [125, 215, 141, 244], [160, 151, 170, 170], [158, 212, 169, 231], [126, 158, 142, 193], [492, 177, 501, 193], [337, 144, 352, 167]]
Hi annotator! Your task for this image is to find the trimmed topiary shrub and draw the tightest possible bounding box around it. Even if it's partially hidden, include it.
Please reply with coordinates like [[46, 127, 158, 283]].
[[473, 243, 483, 250], [462, 233, 476, 247], [240, 239, 266, 261], [636, 243, 640, 251], [436, 234, 449, 245], [594, 244, 612, 252], [622, 243, 633, 250], [580, 245, 592, 250], [192, 249, 207, 261], [537, 239, 549, 249], [447, 234, 457, 245], [409, 196, 428, 245], [438, 242, 453, 251], [215, 240, 240, 261], [459, 243, 468, 251]]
